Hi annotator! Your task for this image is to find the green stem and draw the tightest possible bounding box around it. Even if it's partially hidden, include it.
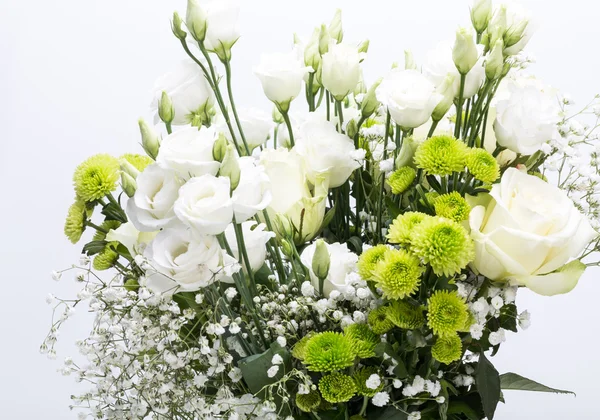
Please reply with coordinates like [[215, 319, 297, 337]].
[[165, 122, 172, 135], [233, 221, 258, 294], [224, 60, 251, 155], [282, 111, 295, 147], [359, 397, 369, 416], [427, 120, 439, 138], [86, 221, 108, 234], [376, 112, 392, 244], [326, 91, 331, 121], [336, 100, 345, 133], [307, 73, 315, 111], [454, 74, 466, 139]]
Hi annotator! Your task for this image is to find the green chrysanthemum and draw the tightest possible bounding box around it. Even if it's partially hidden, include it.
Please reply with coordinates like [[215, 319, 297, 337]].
[[73, 154, 120, 202], [93, 245, 119, 271], [353, 366, 384, 397], [304, 332, 356, 372], [358, 245, 389, 281], [410, 216, 474, 276], [387, 167, 416, 194], [427, 290, 469, 337], [296, 390, 321, 412], [387, 212, 430, 247], [372, 249, 423, 300], [292, 333, 315, 360], [124, 278, 140, 292], [433, 192, 471, 223], [64, 200, 90, 244], [431, 333, 463, 364], [319, 372, 357, 403], [121, 153, 153, 172], [465, 148, 500, 183], [458, 311, 476, 333], [386, 300, 425, 330], [344, 323, 379, 359], [414, 135, 468, 176], [368, 306, 395, 335], [92, 220, 122, 241]]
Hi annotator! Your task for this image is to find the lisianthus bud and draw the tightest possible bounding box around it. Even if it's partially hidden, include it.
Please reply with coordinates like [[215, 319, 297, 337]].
[[452, 27, 478, 74], [318, 24, 330, 56], [171, 12, 187, 41], [404, 50, 417, 70], [471, 0, 492, 34], [219, 145, 241, 190], [121, 172, 137, 197], [346, 119, 358, 139], [212, 133, 228, 162], [120, 159, 140, 180], [280, 239, 295, 258], [312, 239, 331, 281], [275, 213, 294, 239], [328, 9, 343, 43], [272, 106, 284, 124], [305, 28, 322, 72], [158, 91, 175, 124], [361, 78, 382, 120], [487, 5, 507, 47], [504, 19, 529, 49], [138, 119, 160, 160], [186, 0, 207, 43], [358, 40, 370, 55], [432, 74, 457, 122], [485, 40, 504, 80]]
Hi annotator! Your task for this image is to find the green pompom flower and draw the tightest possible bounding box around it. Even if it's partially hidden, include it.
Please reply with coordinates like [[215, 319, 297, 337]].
[[296, 390, 322, 412], [372, 249, 423, 300], [64, 200, 91, 244], [410, 216, 474, 276], [427, 290, 469, 337], [431, 333, 463, 364], [387, 212, 430, 247], [121, 153, 153, 172], [433, 192, 471, 223], [353, 366, 384, 397], [304, 332, 356, 372], [93, 245, 119, 271], [358, 245, 389, 281], [387, 167, 416, 194], [344, 323, 379, 358], [292, 333, 315, 361], [92, 220, 122, 241], [73, 154, 120, 202], [414, 135, 468, 176], [368, 306, 395, 335], [319, 372, 357, 403], [386, 300, 425, 330], [466, 148, 500, 183]]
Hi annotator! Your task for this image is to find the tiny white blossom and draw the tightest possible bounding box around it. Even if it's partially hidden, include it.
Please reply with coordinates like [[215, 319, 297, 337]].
[[276, 336, 287, 347], [51, 271, 62, 281], [436, 396, 446, 404], [225, 288, 238, 300], [379, 158, 394, 174], [518, 310, 531, 330], [371, 391, 390, 407], [488, 329, 506, 346], [229, 322, 241, 334], [267, 365, 279, 378], [301, 281, 315, 297], [393, 379, 403, 388], [366, 374, 381, 390], [408, 412, 421, 420], [350, 148, 367, 162], [491, 296, 504, 310], [271, 354, 284, 365]]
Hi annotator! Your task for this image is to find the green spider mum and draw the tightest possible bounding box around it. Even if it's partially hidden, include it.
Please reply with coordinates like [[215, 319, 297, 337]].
[[93, 245, 119, 271], [303, 332, 356, 372], [353, 366, 384, 397], [372, 249, 424, 300], [386, 300, 425, 330], [319, 372, 357, 403], [427, 290, 469, 337], [433, 192, 471, 223], [431, 333, 463, 364], [73, 154, 120, 202], [387, 212, 430, 247], [368, 306, 395, 335], [121, 153, 153, 172], [410, 216, 474, 276], [465, 148, 500, 183], [92, 220, 122, 241], [292, 333, 315, 361], [296, 390, 321, 413], [387, 166, 416, 194], [344, 323, 379, 359], [64, 200, 88, 244], [358, 245, 389, 281], [414, 135, 468, 176]]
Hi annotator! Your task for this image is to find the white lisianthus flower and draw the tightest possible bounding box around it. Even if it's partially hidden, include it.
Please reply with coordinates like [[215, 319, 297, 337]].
[[321, 42, 364, 100], [300, 241, 358, 297], [225, 222, 275, 273], [105, 222, 158, 256], [143, 228, 238, 294], [467, 168, 598, 296], [294, 117, 361, 188], [156, 126, 220, 179], [493, 82, 560, 155], [232, 157, 272, 222], [254, 49, 313, 111], [215, 108, 274, 152], [152, 59, 215, 126], [204, 0, 241, 61], [174, 175, 233, 236], [260, 148, 327, 244], [127, 164, 183, 231], [376, 69, 443, 129]]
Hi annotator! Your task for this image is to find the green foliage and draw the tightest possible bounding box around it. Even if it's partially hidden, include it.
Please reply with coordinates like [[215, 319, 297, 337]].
[[476, 352, 501, 420], [500, 373, 575, 395]]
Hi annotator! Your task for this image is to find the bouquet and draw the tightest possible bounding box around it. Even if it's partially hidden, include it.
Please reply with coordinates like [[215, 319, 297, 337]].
[[44, 0, 600, 418]]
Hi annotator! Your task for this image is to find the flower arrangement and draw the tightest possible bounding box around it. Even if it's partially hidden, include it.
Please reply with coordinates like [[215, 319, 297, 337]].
[[45, 0, 600, 419]]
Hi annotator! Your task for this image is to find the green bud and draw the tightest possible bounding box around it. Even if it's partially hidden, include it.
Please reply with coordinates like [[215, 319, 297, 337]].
[[121, 172, 137, 198], [361, 78, 382, 120], [432, 73, 457, 121], [171, 12, 187, 41], [346, 119, 358, 139], [404, 50, 417, 70], [501, 61, 511, 78], [354, 73, 367, 97], [312, 239, 331, 281], [186, 0, 207, 43], [293, 32, 302, 45], [470, 0, 492, 34], [120, 159, 140, 180], [158, 91, 175, 124], [328, 9, 343, 43], [272, 106, 284, 124], [212, 133, 229, 162], [219, 144, 241, 190], [487, 5, 507, 48], [124, 278, 140, 292], [358, 39, 370, 54], [485, 40, 505, 80], [318, 24, 330, 56], [281, 238, 295, 258], [452, 27, 479, 74], [504, 19, 529, 49], [275, 213, 294, 238], [305, 28, 322, 72], [138, 118, 161, 160]]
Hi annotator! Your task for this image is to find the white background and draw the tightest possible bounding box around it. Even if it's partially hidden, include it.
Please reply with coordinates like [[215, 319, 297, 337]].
[[1, 0, 598, 418]]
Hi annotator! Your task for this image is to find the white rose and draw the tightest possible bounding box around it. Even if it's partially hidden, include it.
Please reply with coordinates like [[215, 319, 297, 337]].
[[215, 108, 274, 152], [144, 228, 238, 294], [493, 82, 560, 155], [300, 242, 358, 297], [152, 59, 215, 126], [174, 174, 233, 236], [204, 0, 241, 58], [105, 222, 158, 257], [294, 117, 361, 188], [376, 69, 443, 129], [321, 42, 363, 101], [254, 48, 313, 110], [232, 157, 272, 222], [225, 221, 275, 272], [468, 168, 597, 296], [424, 41, 485, 99], [260, 148, 327, 244], [156, 126, 220, 179], [127, 164, 183, 231]]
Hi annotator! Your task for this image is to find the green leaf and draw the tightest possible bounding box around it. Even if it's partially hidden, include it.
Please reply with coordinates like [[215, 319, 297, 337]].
[[498, 304, 518, 333], [347, 236, 363, 254], [253, 264, 274, 287], [447, 401, 482, 420], [319, 204, 337, 232], [374, 342, 408, 378], [500, 373, 575, 396], [476, 352, 501, 420], [82, 240, 108, 256], [385, 196, 402, 219], [101, 202, 128, 223], [238, 343, 291, 397], [367, 405, 408, 420], [319, 407, 347, 420]]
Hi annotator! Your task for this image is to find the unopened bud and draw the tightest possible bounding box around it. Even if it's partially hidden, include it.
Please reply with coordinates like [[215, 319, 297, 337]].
[[138, 119, 161, 160], [318, 24, 330, 56], [120, 159, 140, 180], [361, 78, 382, 120], [346, 119, 358, 139], [328, 9, 343, 43], [503, 19, 529, 49], [488, 5, 507, 47], [186, 0, 207, 43], [121, 172, 137, 198], [124, 278, 140, 292], [452, 27, 479, 74], [312, 239, 331, 281], [485, 40, 504, 80], [404, 50, 417, 70], [171, 12, 187, 41], [158, 91, 175, 124], [219, 145, 241, 190], [280, 239, 295, 258], [272, 106, 284, 124], [275, 213, 294, 238], [213, 133, 229, 162], [358, 39, 370, 55], [304, 28, 321, 72], [432, 73, 457, 121], [471, 0, 492, 34]]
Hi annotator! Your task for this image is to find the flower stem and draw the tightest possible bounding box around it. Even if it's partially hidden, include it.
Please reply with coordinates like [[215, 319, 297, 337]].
[[427, 120, 439, 138], [282, 111, 295, 147], [454, 74, 466, 139], [224, 60, 251, 155], [376, 112, 392, 244], [233, 221, 258, 294], [336, 100, 345, 133]]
